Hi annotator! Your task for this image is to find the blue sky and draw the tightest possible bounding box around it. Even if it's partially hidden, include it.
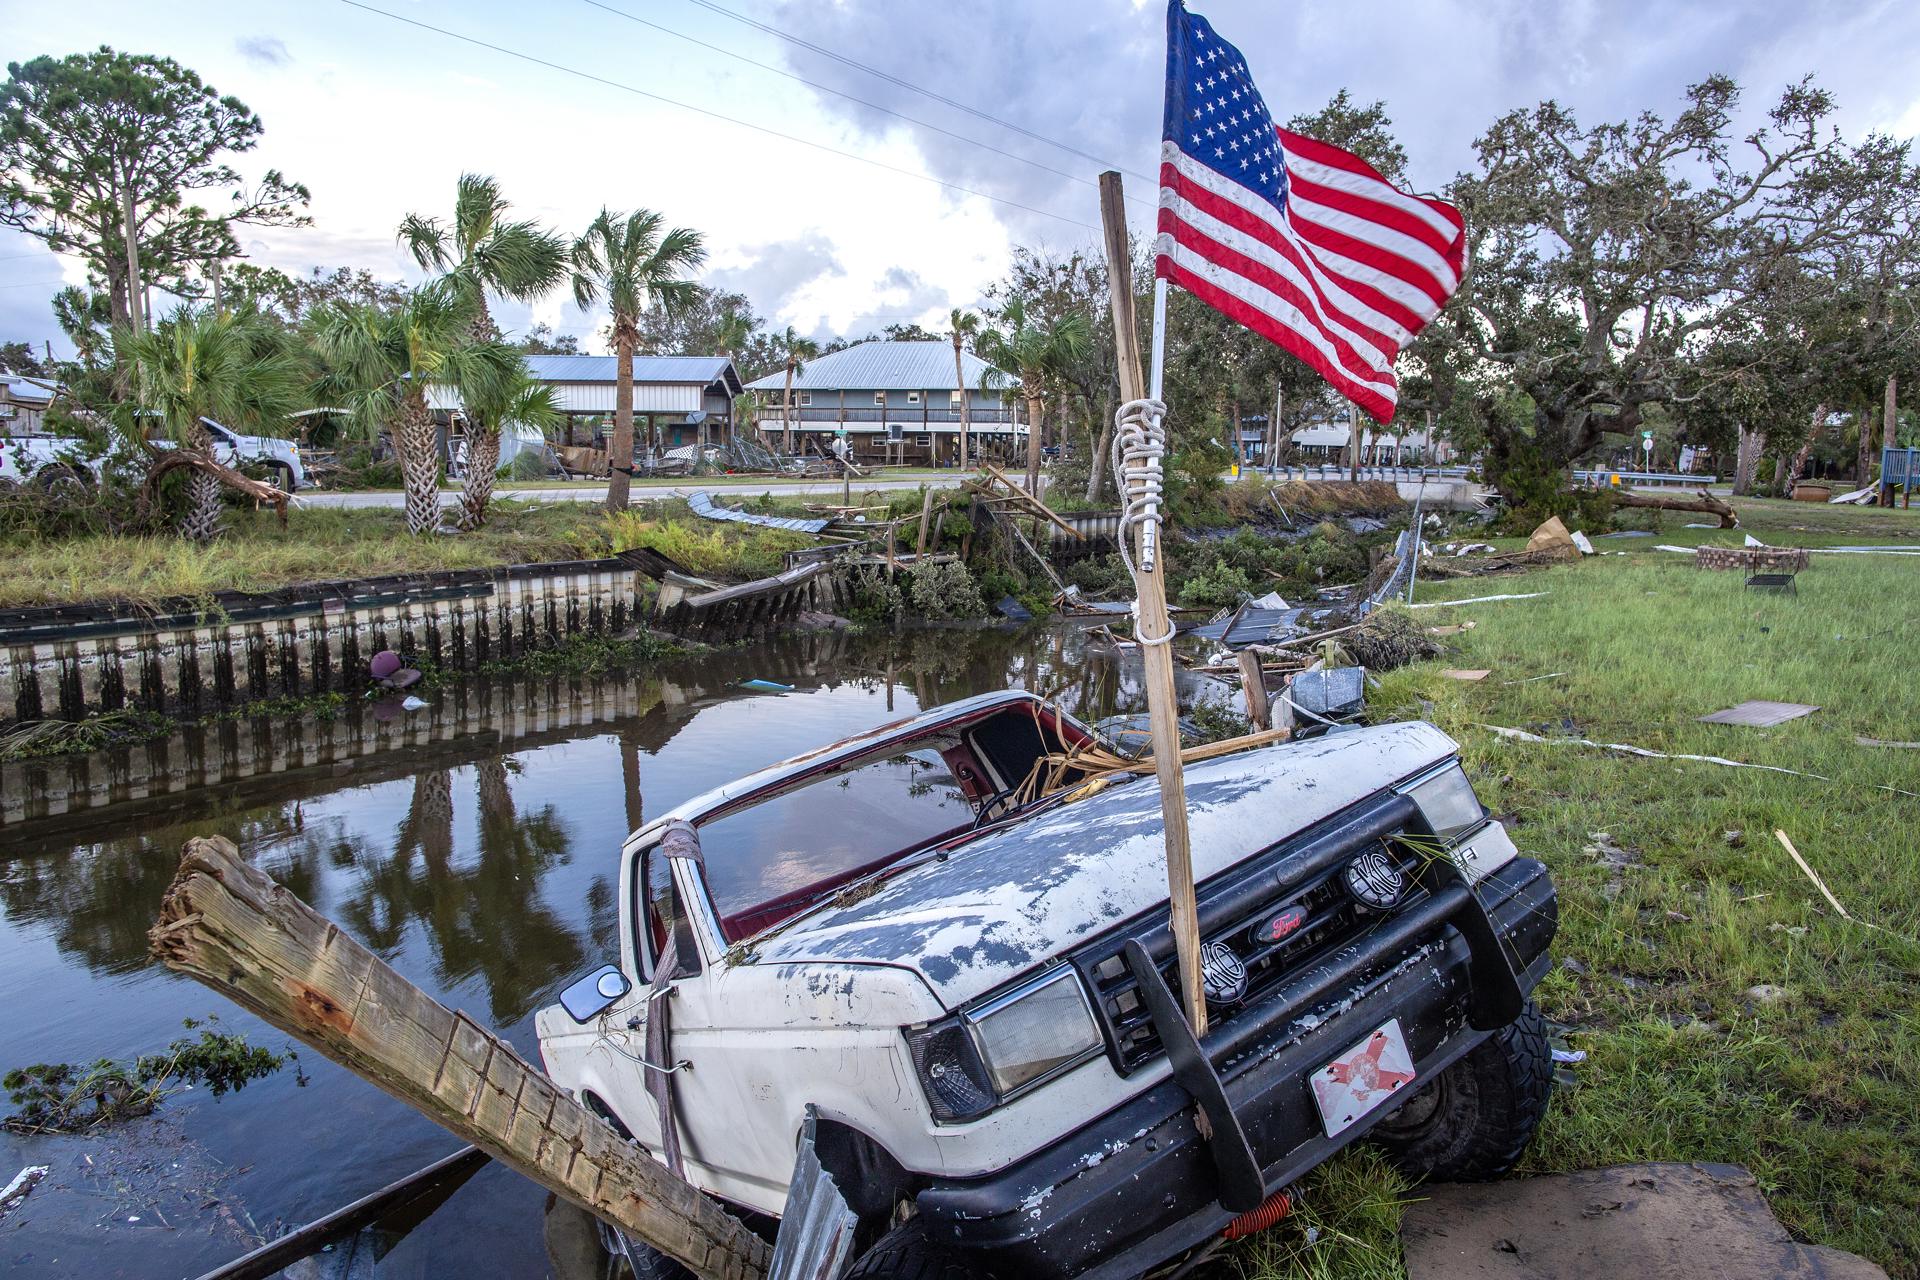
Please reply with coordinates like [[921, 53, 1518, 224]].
[[5, 0, 1919, 359]]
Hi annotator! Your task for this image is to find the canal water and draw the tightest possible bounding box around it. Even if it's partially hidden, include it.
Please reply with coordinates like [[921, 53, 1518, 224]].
[[0, 623, 1218, 1279]]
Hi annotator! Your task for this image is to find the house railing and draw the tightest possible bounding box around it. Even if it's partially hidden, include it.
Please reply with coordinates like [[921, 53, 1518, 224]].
[[752, 406, 1018, 424]]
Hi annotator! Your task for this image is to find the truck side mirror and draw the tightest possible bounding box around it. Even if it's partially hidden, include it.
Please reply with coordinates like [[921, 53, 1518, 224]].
[[558, 964, 632, 1023]]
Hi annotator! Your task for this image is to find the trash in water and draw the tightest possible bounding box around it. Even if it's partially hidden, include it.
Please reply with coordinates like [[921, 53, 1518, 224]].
[[1, 1165, 48, 1220], [370, 648, 423, 690], [740, 678, 795, 693], [996, 596, 1034, 622], [401, 696, 428, 712]]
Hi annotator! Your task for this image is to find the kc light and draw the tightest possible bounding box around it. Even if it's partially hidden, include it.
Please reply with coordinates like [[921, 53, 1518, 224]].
[[906, 968, 1102, 1122]]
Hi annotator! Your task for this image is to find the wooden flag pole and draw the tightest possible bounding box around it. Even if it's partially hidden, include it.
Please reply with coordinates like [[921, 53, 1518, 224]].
[[1098, 171, 1208, 1036], [149, 837, 771, 1280]]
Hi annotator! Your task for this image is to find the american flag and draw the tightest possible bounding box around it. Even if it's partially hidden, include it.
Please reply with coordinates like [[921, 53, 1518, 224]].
[[1154, 1, 1465, 423]]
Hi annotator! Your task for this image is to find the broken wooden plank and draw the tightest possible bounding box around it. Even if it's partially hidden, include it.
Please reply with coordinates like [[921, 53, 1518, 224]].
[[1236, 649, 1271, 730], [149, 838, 770, 1280], [1699, 700, 1819, 727]]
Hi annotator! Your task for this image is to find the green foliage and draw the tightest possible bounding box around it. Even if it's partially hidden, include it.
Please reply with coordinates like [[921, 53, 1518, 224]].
[[0, 708, 173, 762], [1170, 522, 1370, 607], [3, 1019, 293, 1134], [845, 567, 904, 626], [0, 47, 310, 322], [905, 560, 986, 620], [579, 508, 812, 581], [480, 630, 673, 677]]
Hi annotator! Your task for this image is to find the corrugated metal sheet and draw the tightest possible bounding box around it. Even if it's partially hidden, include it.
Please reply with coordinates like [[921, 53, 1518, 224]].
[[745, 341, 1005, 393], [686, 490, 830, 533]]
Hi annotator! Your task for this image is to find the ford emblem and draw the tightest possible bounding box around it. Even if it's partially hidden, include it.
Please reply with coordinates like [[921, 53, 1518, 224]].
[[1343, 848, 1407, 909], [1200, 940, 1249, 1004], [1254, 904, 1309, 944]]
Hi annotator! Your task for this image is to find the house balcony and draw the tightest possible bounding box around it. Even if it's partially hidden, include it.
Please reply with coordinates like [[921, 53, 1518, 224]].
[[754, 405, 1019, 425]]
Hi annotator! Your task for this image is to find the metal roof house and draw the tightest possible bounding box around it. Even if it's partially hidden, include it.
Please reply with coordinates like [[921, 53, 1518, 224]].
[[743, 340, 1023, 465], [431, 354, 746, 451], [0, 375, 61, 434]]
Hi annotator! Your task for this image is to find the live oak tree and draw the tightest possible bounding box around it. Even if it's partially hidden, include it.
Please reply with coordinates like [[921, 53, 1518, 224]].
[[0, 48, 309, 330], [569, 208, 706, 510], [1439, 75, 1876, 501], [975, 294, 1091, 494]]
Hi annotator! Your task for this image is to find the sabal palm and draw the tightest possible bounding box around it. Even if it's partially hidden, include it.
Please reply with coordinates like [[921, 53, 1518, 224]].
[[309, 282, 521, 535], [975, 298, 1091, 493], [455, 363, 562, 529], [121, 305, 306, 542], [949, 308, 980, 470], [399, 174, 568, 341], [775, 326, 820, 455], [570, 208, 706, 509]]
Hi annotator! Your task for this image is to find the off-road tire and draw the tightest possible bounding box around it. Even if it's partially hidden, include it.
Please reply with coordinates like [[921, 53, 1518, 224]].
[[598, 1225, 693, 1280], [265, 461, 296, 494], [844, 1217, 988, 1280], [1367, 998, 1551, 1181]]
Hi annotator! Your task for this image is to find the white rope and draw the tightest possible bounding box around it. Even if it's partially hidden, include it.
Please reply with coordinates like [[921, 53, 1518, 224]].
[[1112, 396, 1174, 647]]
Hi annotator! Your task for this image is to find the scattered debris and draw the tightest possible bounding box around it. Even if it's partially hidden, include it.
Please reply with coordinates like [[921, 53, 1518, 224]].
[[1772, 829, 1899, 940], [1343, 609, 1440, 671], [1425, 621, 1476, 636], [1441, 669, 1491, 682], [1477, 723, 1920, 799], [0, 1165, 48, 1220], [1408, 591, 1551, 609], [1768, 923, 1809, 938], [400, 695, 428, 712], [1856, 736, 1920, 749], [1698, 700, 1819, 727], [369, 649, 423, 691], [740, 679, 795, 693], [686, 489, 832, 533], [996, 596, 1035, 622], [1723, 829, 1746, 847], [1401, 1163, 1890, 1280], [1551, 1048, 1588, 1064], [1502, 671, 1567, 685], [1828, 483, 1878, 505], [1289, 667, 1366, 720], [1746, 983, 1794, 1005]]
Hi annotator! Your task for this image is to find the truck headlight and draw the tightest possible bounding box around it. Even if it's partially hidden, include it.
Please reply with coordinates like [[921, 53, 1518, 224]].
[[905, 968, 1102, 1122], [1400, 763, 1485, 843]]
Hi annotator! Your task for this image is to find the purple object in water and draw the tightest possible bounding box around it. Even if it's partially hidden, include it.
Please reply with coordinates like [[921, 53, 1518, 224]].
[[369, 650, 402, 680]]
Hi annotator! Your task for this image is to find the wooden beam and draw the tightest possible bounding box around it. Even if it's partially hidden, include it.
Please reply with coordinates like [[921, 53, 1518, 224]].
[[1099, 170, 1208, 1036], [982, 462, 1083, 539], [916, 486, 934, 557], [149, 837, 770, 1280], [1236, 648, 1271, 731]]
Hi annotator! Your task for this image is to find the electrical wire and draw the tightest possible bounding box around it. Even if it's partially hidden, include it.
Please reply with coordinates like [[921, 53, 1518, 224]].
[[578, 0, 1150, 208], [677, 0, 1156, 183], [335, 0, 1101, 233]]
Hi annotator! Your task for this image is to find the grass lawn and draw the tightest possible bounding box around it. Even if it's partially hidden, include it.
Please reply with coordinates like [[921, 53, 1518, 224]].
[[1233, 497, 1920, 1279], [0, 498, 831, 608]]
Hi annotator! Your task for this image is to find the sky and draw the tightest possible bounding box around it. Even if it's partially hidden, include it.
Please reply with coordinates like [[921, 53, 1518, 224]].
[[5, 0, 1920, 361]]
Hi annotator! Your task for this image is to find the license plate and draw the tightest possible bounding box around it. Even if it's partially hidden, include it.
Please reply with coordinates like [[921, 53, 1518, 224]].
[[1309, 1018, 1417, 1138]]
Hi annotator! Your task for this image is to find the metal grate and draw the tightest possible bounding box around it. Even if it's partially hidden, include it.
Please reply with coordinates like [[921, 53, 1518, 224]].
[[1073, 797, 1427, 1074]]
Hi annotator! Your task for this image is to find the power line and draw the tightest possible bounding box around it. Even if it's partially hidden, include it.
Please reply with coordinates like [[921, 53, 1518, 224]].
[[335, 0, 1101, 233], [677, 0, 1155, 184], [0, 278, 71, 290], [579, 0, 1149, 209]]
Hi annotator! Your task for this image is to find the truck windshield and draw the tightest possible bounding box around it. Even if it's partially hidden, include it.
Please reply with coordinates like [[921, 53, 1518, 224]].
[[698, 748, 972, 937]]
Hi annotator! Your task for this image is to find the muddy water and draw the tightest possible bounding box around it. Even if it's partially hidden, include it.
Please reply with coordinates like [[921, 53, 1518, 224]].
[[0, 623, 1219, 1279]]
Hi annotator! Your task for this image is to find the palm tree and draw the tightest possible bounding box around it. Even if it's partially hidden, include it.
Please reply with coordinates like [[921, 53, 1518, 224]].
[[309, 282, 524, 535], [975, 298, 1091, 495], [121, 305, 306, 542], [950, 308, 980, 470], [774, 326, 820, 456], [711, 311, 754, 450], [399, 174, 568, 341], [569, 208, 706, 510], [455, 361, 562, 529]]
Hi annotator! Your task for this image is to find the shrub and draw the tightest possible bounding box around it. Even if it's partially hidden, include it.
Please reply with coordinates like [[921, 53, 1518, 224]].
[[907, 560, 987, 620], [846, 567, 905, 626], [3, 1020, 293, 1134]]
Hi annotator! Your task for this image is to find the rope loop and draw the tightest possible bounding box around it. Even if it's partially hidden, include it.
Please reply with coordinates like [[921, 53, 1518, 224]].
[[1111, 397, 1174, 646]]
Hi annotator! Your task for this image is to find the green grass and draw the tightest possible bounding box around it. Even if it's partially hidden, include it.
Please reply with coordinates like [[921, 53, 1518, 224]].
[[0, 497, 826, 609], [1228, 497, 1920, 1280]]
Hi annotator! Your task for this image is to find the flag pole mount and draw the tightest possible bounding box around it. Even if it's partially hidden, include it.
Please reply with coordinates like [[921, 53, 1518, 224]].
[[1099, 170, 1208, 1036]]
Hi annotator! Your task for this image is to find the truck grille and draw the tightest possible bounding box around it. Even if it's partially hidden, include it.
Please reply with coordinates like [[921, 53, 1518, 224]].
[[1073, 792, 1426, 1074]]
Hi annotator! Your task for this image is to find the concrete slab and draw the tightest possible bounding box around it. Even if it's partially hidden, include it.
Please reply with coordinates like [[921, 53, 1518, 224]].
[[1402, 1163, 1886, 1280]]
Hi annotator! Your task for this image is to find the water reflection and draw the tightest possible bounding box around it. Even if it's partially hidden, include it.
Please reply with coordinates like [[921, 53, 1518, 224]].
[[0, 623, 1214, 1280]]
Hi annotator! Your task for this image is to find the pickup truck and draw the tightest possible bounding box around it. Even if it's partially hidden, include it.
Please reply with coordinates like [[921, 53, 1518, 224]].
[[536, 689, 1557, 1278], [1, 418, 311, 492]]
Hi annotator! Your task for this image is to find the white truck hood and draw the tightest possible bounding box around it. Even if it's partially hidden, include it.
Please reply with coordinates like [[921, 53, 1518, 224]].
[[751, 721, 1458, 1009]]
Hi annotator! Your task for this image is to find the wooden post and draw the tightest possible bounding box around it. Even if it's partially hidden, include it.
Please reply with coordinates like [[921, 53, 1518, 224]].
[[1235, 649, 1270, 731], [916, 485, 934, 557], [149, 837, 770, 1280], [1885, 374, 1899, 507], [1098, 171, 1208, 1036]]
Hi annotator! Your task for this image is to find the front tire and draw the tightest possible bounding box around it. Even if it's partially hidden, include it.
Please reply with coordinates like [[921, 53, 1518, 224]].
[[1366, 999, 1552, 1181], [845, 1217, 987, 1280]]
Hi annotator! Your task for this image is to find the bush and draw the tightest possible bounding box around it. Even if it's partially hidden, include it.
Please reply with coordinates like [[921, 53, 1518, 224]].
[[846, 567, 904, 626], [4, 1020, 293, 1134], [906, 560, 987, 620]]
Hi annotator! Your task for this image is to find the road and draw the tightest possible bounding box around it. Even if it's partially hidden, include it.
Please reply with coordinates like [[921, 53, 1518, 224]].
[[296, 474, 969, 509]]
